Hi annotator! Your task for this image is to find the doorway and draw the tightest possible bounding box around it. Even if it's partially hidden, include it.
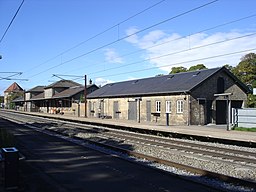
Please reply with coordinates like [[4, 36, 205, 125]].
[[216, 100, 227, 124]]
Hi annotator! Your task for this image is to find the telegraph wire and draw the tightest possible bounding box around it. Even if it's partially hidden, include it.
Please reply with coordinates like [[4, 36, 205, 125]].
[[68, 13, 256, 75], [26, 0, 219, 78], [0, 72, 22, 81], [0, 0, 25, 44], [84, 32, 256, 76], [93, 48, 256, 79], [24, 0, 166, 73]]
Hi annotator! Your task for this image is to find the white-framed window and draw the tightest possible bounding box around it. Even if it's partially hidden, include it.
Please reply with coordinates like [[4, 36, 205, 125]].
[[156, 101, 161, 113], [177, 100, 184, 113], [166, 101, 171, 113]]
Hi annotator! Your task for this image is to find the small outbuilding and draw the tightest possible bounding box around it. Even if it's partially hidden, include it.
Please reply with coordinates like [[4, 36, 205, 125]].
[[87, 67, 250, 126]]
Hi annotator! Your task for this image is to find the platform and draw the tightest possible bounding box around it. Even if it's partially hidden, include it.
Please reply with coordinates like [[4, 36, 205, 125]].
[[15, 110, 256, 146]]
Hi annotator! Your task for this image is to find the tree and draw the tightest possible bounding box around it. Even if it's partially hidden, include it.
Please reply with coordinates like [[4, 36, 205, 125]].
[[188, 64, 207, 71], [232, 53, 256, 108], [232, 53, 256, 85], [169, 66, 187, 74], [224, 64, 234, 71]]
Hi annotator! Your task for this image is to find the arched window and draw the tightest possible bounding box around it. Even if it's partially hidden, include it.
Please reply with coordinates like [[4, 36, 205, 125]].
[[217, 77, 225, 93]]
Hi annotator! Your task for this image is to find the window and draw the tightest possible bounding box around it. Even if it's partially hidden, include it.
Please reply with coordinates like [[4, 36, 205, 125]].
[[166, 101, 171, 113], [177, 100, 184, 113], [217, 77, 225, 93], [156, 101, 161, 113]]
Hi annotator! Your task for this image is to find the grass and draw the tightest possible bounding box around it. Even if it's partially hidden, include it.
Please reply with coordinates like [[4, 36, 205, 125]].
[[233, 127, 256, 132]]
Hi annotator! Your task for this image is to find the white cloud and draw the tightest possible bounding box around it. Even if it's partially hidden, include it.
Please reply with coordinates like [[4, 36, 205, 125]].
[[104, 48, 123, 64], [125, 28, 256, 72], [95, 77, 114, 87], [125, 27, 139, 44]]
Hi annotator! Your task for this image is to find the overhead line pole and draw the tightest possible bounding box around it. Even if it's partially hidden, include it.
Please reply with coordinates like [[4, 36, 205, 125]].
[[84, 75, 87, 118], [52, 73, 87, 118]]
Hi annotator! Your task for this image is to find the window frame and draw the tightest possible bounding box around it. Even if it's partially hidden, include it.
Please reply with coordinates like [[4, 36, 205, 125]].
[[156, 101, 161, 113], [166, 100, 171, 113], [177, 100, 184, 114]]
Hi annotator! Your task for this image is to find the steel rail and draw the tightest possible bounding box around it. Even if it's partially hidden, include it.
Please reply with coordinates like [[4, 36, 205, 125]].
[[104, 132, 256, 165], [1, 112, 256, 189], [73, 134, 256, 189]]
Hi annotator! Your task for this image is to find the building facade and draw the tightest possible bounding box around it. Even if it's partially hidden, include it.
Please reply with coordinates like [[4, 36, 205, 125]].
[[4, 82, 24, 109], [87, 67, 249, 126], [11, 80, 98, 115]]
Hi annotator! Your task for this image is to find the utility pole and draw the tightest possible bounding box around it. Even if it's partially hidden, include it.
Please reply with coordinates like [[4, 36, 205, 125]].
[[84, 75, 87, 118]]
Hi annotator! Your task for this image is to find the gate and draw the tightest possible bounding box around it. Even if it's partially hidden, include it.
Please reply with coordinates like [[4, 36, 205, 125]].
[[232, 108, 256, 128]]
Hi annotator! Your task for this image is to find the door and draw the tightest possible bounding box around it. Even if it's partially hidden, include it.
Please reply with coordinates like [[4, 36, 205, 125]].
[[216, 100, 227, 124], [99, 100, 104, 117], [128, 101, 137, 120], [113, 101, 119, 119], [146, 100, 151, 121]]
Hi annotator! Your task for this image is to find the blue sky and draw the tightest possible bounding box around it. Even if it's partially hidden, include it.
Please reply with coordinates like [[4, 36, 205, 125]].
[[0, 0, 256, 95]]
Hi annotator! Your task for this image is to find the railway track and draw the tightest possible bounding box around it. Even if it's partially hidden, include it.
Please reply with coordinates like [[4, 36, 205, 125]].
[[0, 110, 256, 191]]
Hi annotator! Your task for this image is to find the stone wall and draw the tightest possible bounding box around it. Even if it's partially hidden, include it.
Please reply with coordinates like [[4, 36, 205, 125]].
[[87, 95, 189, 126]]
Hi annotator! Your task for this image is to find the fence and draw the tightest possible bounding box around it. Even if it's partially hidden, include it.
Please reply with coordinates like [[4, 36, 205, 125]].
[[232, 108, 256, 128]]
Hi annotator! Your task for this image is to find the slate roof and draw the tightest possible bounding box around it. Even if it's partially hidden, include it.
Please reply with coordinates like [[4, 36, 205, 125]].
[[52, 86, 84, 99], [88, 67, 249, 99], [12, 96, 24, 102], [28, 84, 97, 101], [4, 82, 23, 93], [45, 80, 81, 89], [30, 92, 44, 101], [26, 86, 45, 93]]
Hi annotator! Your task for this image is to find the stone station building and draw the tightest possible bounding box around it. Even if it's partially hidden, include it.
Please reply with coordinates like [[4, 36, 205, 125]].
[[87, 67, 250, 126]]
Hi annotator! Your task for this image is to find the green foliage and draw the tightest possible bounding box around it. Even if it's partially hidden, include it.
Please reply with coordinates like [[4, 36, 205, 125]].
[[170, 64, 207, 74], [80, 94, 85, 102], [234, 127, 256, 132], [188, 64, 207, 71], [224, 64, 234, 71], [232, 53, 256, 85], [0, 96, 3, 103], [167, 53, 256, 107], [169, 66, 187, 74], [247, 94, 256, 108], [155, 74, 164, 77], [231, 53, 256, 107]]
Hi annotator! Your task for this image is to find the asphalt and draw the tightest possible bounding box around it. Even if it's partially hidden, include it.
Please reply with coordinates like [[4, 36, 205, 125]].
[[0, 117, 220, 192]]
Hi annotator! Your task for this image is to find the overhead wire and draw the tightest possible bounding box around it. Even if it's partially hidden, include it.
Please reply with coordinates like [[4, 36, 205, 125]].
[[26, 0, 219, 79], [0, 0, 25, 44], [68, 32, 256, 79], [24, 0, 166, 73], [68, 13, 256, 75], [94, 48, 256, 79]]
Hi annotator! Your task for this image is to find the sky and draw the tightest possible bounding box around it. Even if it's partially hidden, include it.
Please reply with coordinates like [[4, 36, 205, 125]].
[[0, 0, 256, 95]]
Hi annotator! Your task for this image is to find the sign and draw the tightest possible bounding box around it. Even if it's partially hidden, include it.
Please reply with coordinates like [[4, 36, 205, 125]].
[[253, 88, 256, 95]]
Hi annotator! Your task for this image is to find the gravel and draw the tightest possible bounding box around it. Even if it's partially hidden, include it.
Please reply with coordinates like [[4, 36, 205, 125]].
[[2, 113, 256, 192]]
